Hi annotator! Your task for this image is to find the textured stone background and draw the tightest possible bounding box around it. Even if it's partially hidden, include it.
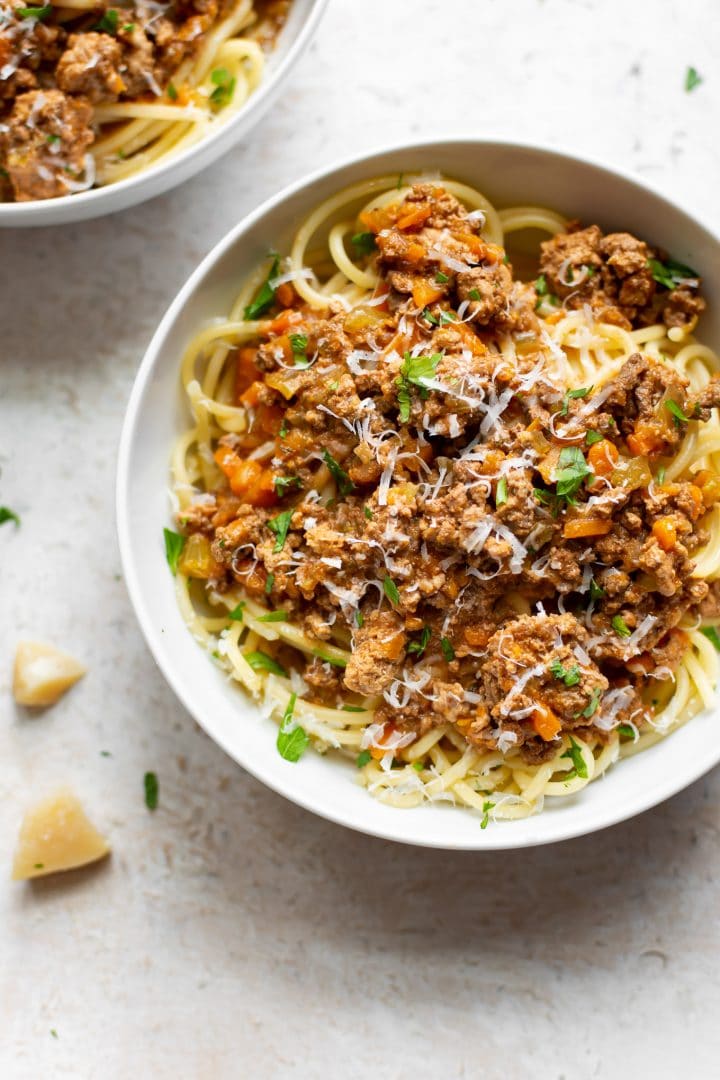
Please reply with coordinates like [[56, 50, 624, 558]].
[[2, 1, 719, 1076]]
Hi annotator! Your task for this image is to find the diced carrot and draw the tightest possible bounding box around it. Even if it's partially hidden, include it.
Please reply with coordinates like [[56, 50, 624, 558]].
[[532, 702, 562, 741], [626, 420, 665, 457], [266, 309, 304, 336], [587, 439, 619, 477], [234, 347, 259, 400], [652, 517, 677, 551], [464, 626, 490, 648], [275, 282, 295, 307], [451, 231, 486, 258], [405, 241, 426, 264], [397, 205, 431, 231], [412, 279, 445, 309], [359, 206, 396, 234], [213, 449, 277, 506], [369, 724, 397, 760], [240, 380, 263, 408], [562, 518, 613, 539]]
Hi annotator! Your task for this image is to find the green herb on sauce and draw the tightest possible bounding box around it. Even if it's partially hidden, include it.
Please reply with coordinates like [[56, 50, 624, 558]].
[[245, 650, 287, 676], [209, 66, 236, 110], [396, 351, 441, 422], [289, 333, 310, 368], [407, 626, 431, 657], [555, 446, 593, 501], [93, 8, 118, 32], [264, 573, 275, 595], [322, 449, 354, 496], [228, 602, 246, 621], [274, 475, 301, 497], [648, 257, 699, 291], [665, 399, 689, 425], [257, 610, 288, 622], [550, 660, 581, 687], [268, 509, 293, 552], [435, 271, 449, 284], [356, 749, 372, 767], [612, 614, 632, 637], [244, 253, 280, 320], [163, 528, 185, 575], [561, 736, 589, 778], [440, 636, 455, 662], [276, 693, 309, 762], [559, 385, 592, 417], [351, 232, 377, 255], [383, 576, 400, 606], [496, 476, 508, 506], [585, 430, 603, 446]]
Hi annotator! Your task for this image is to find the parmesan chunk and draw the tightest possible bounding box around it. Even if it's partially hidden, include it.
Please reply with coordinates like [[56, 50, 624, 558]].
[[12, 790, 110, 880], [13, 641, 86, 706]]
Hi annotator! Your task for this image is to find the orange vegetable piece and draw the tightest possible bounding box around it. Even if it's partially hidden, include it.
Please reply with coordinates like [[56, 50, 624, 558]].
[[652, 517, 677, 551], [532, 703, 562, 741], [235, 347, 259, 400], [275, 281, 295, 307], [562, 518, 613, 539], [359, 205, 397, 234], [397, 205, 432, 231], [587, 439, 619, 477], [266, 309, 304, 336], [240, 380, 263, 408], [412, 279, 444, 309], [626, 420, 665, 457], [213, 448, 277, 506], [405, 241, 426, 264]]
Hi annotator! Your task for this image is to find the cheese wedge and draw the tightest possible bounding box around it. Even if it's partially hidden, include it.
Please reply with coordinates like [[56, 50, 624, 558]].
[[12, 790, 110, 880], [13, 641, 86, 706]]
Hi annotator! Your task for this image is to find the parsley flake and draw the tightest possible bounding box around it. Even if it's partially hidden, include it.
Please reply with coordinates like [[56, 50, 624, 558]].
[[17, 4, 51, 18], [289, 332, 309, 368], [559, 385, 592, 417], [665, 399, 689, 425], [144, 771, 159, 810], [648, 257, 699, 291], [435, 271, 449, 284], [555, 446, 593, 501], [268, 509, 293, 552], [163, 528, 185, 575], [685, 66, 702, 92], [245, 650, 287, 676], [580, 688, 602, 719], [257, 610, 288, 623], [496, 476, 508, 506], [244, 253, 280, 320], [561, 736, 589, 778], [407, 626, 431, 657], [356, 749, 372, 767], [228, 601, 246, 621], [383, 576, 400, 606], [264, 573, 274, 595], [322, 449, 354, 496], [274, 475, 301, 497], [440, 636, 455, 662], [585, 430, 603, 446], [480, 800, 494, 829], [351, 232, 377, 255], [612, 614, 631, 637], [396, 351, 441, 422], [0, 506, 20, 527], [550, 660, 581, 687], [94, 8, 118, 32], [276, 693, 309, 762], [209, 66, 235, 110]]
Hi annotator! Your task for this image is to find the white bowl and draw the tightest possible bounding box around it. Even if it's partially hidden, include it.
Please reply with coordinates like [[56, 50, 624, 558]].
[[0, 0, 327, 227], [117, 138, 720, 849]]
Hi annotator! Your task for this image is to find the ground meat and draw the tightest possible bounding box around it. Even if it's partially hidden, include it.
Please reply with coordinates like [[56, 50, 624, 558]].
[[601, 352, 689, 453], [343, 610, 407, 696], [56, 32, 125, 103], [539, 223, 705, 330], [456, 263, 512, 325], [4, 89, 93, 201], [0, 4, 65, 104], [475, 614, 609, 761]]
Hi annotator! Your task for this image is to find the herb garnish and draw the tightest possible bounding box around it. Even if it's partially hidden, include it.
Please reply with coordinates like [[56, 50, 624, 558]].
[[480, 800, 494, 829], [163, 528, 185, 575], [701, 626, 720, 650], [589, 577, 605, 602], [468, 288, 481, 301], [228, 601, 246, 621], [17, 4, 51, 19], [343, 704, 367, 713], [209, 66, 235, 109], [617, 723, 636, 740], [0, 506, 20, 527], [559, 385, 592, 416], [257, 610, 288, 622], [265, 573, 274, 595], [665, 399, 689, 425], [612, 614, 631, 637], [274, 475, 301, 496], [94, 8, 118, 32], [311, 649, 347, 668], [555, 446, 593, 501], [396, 351, 441, 422], [549, 660, 581, 687], [167, 82, 178, 101], [144, 771, 159, 810], [407, 626, 431, 657], [289, 333, 310, 368], [351, 232, 377, 255], [585, 430, 603, 446], [245, 650, 287, 676], [561, 736, 589, 778], [322, 449, 354, 495], [685, 66, 702, 92], [440, 636, 455, 662], [268, 509, 293, 552], [276, 693, 309, 762], [648, 257, 699, 291], [435, 271, 449, 284], [496, 476, 508, 506], [579, 688, 602, 719], [356, 749, 372, 767], [383, 576, 400, 606], [244, 253, 280, 320], [363, 505, 373, 520]]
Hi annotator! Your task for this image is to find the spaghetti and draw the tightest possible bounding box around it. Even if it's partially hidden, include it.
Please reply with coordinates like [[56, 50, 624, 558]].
[[0, 0, 286, 201], [168, 174, 720, 824]]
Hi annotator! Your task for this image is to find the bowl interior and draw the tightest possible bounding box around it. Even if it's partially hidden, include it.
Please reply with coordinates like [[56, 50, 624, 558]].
[[0, 0, 327, 226], [118, 140, 720, 849]]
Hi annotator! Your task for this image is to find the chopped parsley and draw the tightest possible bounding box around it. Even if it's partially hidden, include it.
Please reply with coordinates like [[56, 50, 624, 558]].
[[289, 332, 310, 368], [383, 576, 400, 606], [363, 505, 373, 520], [50, 1029, 58, 1039], [657, 466, 666, 485], [617, 723, 637, 740], [559, 385, 592, 417], [438, 310, 457, 324], [549, 660, 581, 687], [0, 506, 20, 527], [264, 573, 274, 595], [279, 419, 289, 439], [46, 134, 60, 146], [468, 288, 481, 301], [228, 601, 246, 621], [561, 736, 589, 779], [351, 232, 377, 255], [579, 687, 602, 719], [274, 475, 301, 497], [648, 256, 699, 291], [312, 649, 347, 668], [244, 253, 280, 320], [163, 528, 185, 575], [435, 271, 449, 284], [421, 308, 439, 326], [496, 476, 508, 506], [143, 771, 159, 810], [396, 351, 441, 422], [480, 800, 494, 829], [322, 449, 354, 496], [440, 636, 455, 662], [257, 610, 288, 622], [407, 626, 431, 657], [612, 614, 631, 637], [268, 509, 293, 552], [123, 22, 134, 31], [685, 66, 702, 92], [355, 610, 364, 628], [665, 399, 689, 425], [555, 446, 593, 501], [167, 82, 178, 101], [701, 626, 720, 650], [276, 693, 309, 762], [209, 66, 235, 110], [585, 430, 603, 446], [245, 650, 287, 676], [93, 8, 119, 32], [17, 4, 52, 19], [535, 273, 548, 295], [589, 577, 605, 602], [343, 704, 367, 713], [356, 749, 372, 767]]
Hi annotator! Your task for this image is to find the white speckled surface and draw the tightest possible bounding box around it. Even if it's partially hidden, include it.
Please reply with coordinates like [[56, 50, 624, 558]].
[[2, 1, 720, 1076]]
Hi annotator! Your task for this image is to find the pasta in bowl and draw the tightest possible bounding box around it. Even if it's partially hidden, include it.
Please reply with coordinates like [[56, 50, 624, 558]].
[[118, 141, 720, 848]]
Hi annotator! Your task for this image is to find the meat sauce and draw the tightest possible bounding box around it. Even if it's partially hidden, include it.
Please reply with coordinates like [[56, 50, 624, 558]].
[[178, 183, 718, 764]]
